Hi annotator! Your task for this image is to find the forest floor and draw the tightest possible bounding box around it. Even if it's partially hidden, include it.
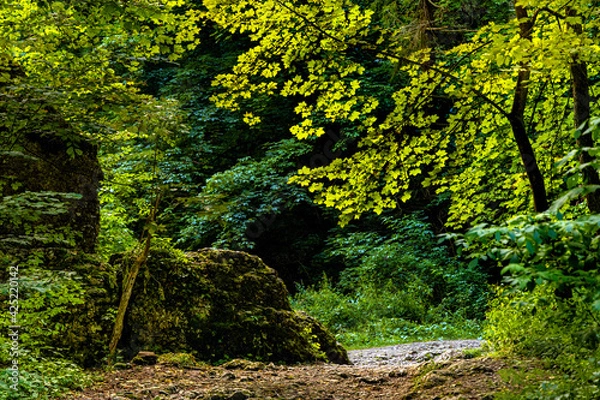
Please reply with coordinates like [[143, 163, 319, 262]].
[[67, 340, 527, 400]]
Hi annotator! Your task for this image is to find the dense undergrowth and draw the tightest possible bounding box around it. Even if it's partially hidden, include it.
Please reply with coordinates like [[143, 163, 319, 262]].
[[0, 266, 95, 400], [0, 358, 93, 400], [488, 286, 600, 400], [464, 202, 600, 399], [292, 279, 482, 349], [0, 194, 97, 400], [291, 213, 488, 349]]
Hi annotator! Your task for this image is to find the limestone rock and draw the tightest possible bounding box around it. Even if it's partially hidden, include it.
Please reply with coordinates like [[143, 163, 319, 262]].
[[113, 247, 350, 364], [132, 351, 158, 365], [157, 352, 207, 369], [222, 359, 267, 371], [0, 131, 102, 253]]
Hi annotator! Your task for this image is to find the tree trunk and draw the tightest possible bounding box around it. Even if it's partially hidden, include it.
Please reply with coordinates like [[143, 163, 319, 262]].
[[108, 193, 160, 362], [508, 114, 549, 212], [417, 0, 436, 49], [108, 234, 152, 361], [567, 9, 600, 213], [508, 5, 549, 212]]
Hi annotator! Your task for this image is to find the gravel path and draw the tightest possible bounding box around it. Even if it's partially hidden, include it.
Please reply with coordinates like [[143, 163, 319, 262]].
[[348, 339, 483, 367]]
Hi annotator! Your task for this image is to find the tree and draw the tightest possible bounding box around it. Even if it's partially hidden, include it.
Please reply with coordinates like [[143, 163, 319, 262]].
[[203, 0, 599, 227], [137, 22, 370, 287], [0, 0, 201, 374], [566, 6, 600, 212], [0, 0, 200, 147]]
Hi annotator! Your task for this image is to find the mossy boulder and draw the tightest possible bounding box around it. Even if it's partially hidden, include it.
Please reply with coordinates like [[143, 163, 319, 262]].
[[0, 250, 119, 367], [0, 132, 102, 253], [113, 247, 349, 364]]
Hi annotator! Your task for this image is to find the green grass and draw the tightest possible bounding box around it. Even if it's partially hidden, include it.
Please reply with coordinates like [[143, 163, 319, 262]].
[[335, 319, 482, 350], [290, 277, 483, 350]]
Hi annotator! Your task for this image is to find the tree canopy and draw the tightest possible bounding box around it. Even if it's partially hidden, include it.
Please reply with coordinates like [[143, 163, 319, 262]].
[[203, 0, 600, 227], [2, 1, 600, 398], [0, 0, 200, 150]]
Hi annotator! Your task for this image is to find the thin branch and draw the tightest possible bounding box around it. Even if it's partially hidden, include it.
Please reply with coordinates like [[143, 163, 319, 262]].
[[540, 6, 566, 20], [527, 80, 548, 135], [425, 27, 478, 32]]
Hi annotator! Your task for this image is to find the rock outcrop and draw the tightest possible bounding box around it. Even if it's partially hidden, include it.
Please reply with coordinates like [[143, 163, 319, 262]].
[[113, 247, 349, 364], [0, 132, 102, 253]]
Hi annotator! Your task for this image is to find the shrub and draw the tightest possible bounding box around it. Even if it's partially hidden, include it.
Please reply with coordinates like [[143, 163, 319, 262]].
[[292, 212, 487, 349], [486, 285, 600, 400], [327, 213, 490, 320], [0, 358, 93, 400], [292, 275, 482, 349]]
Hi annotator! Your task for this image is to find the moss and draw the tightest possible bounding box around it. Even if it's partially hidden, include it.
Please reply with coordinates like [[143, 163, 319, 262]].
[[113, 247, 350, 364], [0, 246, 349, 367], [0, 133, 102, 253], [158, 352, 207, 369], [0, 250, 119, 367], [51, 253, 119, 366], [221, 359, 267, 370]]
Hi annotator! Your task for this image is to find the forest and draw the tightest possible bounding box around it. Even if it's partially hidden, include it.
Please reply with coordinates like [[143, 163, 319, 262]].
[[1, 0, 600, 398]]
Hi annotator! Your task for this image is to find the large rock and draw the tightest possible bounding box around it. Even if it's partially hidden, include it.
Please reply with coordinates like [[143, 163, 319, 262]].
[[0, 250, 118, 367], [0, 128, 106, 366], [113, 247, 349, 364], [0, 132, 102, 253]]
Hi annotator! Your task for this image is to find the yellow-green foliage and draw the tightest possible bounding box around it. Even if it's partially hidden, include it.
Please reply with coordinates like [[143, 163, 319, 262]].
[[486, 285, 600, 400], [204, 0, 599, 226], [486, 285, 596, 358], [0, 0, 201, 157]]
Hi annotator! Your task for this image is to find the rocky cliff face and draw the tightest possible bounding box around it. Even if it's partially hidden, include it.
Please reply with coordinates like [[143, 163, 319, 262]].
[[1, 127, 106, 368], [0, 131, 102, 253]]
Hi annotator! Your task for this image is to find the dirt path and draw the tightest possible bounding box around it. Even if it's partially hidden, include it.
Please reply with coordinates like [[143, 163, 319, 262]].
[[69, 340, 513, 400]]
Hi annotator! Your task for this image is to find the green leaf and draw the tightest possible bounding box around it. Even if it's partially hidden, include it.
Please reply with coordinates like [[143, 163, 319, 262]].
[[501, 263, 526, 275], [525, 240, 535, 255]]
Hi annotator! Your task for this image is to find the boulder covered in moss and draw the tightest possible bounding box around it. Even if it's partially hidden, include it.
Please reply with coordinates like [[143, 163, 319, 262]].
[[0, 249, 119, 367], [114, 247, 349, 364], [0, 131, 102, 253]]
